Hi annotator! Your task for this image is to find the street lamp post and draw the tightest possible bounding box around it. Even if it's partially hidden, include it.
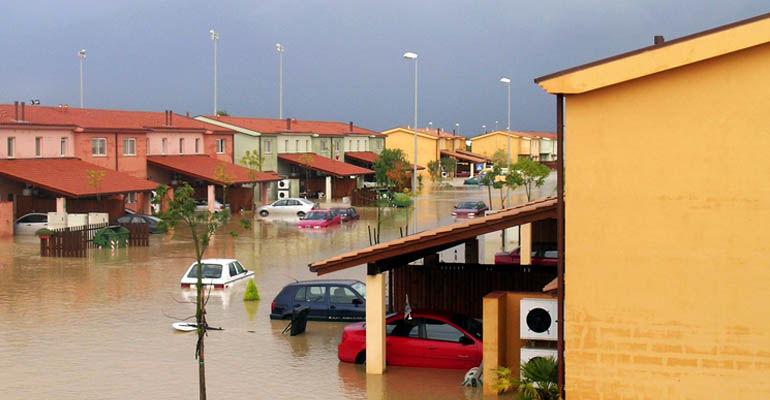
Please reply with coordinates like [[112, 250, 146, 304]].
[[403, 51, 418, 235], [455, 122, 460, 135], [78, 49, 86, 108], [276, 43, 285, 119], [210, 30, 219, 115], [500, 77, 512, 207]]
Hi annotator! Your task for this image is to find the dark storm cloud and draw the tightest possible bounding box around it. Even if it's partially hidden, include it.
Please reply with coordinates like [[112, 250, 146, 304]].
[[1, 1, 767, 135]]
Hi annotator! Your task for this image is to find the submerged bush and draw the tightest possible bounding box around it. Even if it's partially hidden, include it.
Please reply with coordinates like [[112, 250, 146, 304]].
[[94, 226, 129, 248], [243, 279, 260, 301]]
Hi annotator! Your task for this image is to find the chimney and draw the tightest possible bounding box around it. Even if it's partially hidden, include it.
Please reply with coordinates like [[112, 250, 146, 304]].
[[186, 111, 189, 118], [286, 117, 292, 131], [21, 102, 25, 121], [164, 110, 168, 125], [14, 101, 18, 121], [349, 121, 354, 132], [169, 110, 173, 126], [654, 35, 665, 45]]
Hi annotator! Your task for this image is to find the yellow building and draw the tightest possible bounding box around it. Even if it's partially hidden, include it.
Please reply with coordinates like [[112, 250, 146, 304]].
[[469, 130, 557, 163], [536, 13, 770, 398], [382, 127, 488, 177]]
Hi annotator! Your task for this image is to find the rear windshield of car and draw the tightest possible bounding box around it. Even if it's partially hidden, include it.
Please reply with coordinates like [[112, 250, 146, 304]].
[[457, 202, 478, 209], [303, 211, 328, 220], [186, 264, 222, 279], [331, 208, 348, 216], [450, 314, 482, 340]]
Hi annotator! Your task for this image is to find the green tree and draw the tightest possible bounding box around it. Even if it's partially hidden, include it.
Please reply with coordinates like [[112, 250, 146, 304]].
[[427, 160, 442, 183], [372, 148, 408, 186], [152, 182, 234, 400], [479, 165, 502, 210], [493, 356, 559, 399], [240, 150, 265, 210], [213, 162, 235, 208], [215, 110, 230, 116], [492, 149, 510, 168], [86, 169, 106, 200], [514, 158, 551, 201], [440, 157, 457, 178]]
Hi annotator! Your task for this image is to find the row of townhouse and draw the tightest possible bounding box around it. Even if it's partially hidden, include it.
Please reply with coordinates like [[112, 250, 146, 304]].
[[469, 130, 558, 163], [381, 127, 484, 178]]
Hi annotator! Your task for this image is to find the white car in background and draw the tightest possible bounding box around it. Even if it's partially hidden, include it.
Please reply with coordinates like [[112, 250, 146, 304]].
[[257, 198, 316, 218], [14, 213, 48, 235], [180, 259, 254, 289]]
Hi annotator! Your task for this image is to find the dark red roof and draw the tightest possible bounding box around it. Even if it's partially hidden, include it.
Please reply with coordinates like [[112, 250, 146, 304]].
[[200, 116, 381, 136], [441, 150, 489, 164], [148, 155, 281, 185], [344, 151, 425, 170], [278, 153, 374, 177], [0, 158, 157, 198], [0, 105, 230, 133]]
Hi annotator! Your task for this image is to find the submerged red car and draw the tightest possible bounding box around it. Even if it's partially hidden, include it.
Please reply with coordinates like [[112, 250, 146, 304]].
[[338, 311, 482, 369], [330, 207, 360, 222], [451, 201, 488, 218], [494, 242, 557, 266], [297, 210, 341, 229]]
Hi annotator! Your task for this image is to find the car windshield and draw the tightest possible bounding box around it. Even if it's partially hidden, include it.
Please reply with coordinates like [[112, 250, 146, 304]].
[[351, 281, 366, 299], [331, 208, 347, 216], [303, 211, 328, 220], [186, 264, 222, 279], [450, 314, 482, 340], [456, 202, 478, 209]]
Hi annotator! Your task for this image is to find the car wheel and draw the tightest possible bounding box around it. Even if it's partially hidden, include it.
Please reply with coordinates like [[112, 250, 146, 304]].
[[297, 211, 306, 218], [259, 210, 269, 217], [355, 351, 366, 365]]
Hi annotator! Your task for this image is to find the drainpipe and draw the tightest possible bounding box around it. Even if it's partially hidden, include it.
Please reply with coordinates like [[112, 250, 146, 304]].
[[556, 93, 565, 398], [115, 132, 119, 170]]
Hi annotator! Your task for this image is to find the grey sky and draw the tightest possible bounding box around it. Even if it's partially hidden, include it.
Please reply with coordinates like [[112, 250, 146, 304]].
[[2, 1, 767, 135]]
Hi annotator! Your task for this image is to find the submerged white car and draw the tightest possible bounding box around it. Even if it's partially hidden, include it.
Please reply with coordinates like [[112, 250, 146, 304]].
[[180, 259, 254, 289], [256, 198, 316, 218]]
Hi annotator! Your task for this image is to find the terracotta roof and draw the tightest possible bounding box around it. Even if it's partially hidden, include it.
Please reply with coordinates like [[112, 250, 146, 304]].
[[198, 115, 381, 136], [543, 278, 558, 292], [279, 153, 374, 177], [344, 151, 425, 170], [0, 158, 157, 198], [148, 155, 281, 185], [0, 105, 230, 133], [309, 196, 558, 275], [441, 150, 489, 164]]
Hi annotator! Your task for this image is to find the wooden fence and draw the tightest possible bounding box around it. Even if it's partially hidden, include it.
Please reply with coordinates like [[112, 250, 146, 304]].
[[391, 262, 556, 319], [351, 188, 378, 206], [41, 222, 150, 257], [119, 222, 150, 247]]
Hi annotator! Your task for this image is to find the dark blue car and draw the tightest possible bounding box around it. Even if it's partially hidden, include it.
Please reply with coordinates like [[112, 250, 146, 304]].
[[270, 279, 366, 321]]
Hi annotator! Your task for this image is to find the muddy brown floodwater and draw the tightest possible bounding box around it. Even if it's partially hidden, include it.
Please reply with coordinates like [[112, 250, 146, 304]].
[[0, 178, 554, 399]]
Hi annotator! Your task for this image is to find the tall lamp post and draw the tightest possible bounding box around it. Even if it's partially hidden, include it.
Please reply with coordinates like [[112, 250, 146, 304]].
[[403, 51, 418, 235], [500, 77, 512, 207], [78, 49, 86, 108], [210, 29, 219, 115], [276, 43, 285, 119]]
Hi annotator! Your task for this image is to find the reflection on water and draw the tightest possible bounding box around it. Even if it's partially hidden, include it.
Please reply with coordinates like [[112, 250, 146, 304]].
[[0, 177, 553, 399]]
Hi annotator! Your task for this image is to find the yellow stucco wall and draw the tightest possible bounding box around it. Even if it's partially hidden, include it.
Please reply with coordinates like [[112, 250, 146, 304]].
[[470, 132, 521, 163], [383, 128, 436, 178], [563, 42, 770, 398]]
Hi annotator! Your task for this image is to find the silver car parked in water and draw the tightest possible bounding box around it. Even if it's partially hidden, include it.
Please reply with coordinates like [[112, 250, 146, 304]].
[[257, 198, 316, 218]]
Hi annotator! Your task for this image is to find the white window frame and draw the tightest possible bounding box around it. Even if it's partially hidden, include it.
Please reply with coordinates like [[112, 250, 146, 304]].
[[126, 192, 137, 203], [264, 140, 272, 154], [7, 137, 15, 158], [35, 137, 42, 157], [92, 138, 107, 156], [123, 138, 136, 156], [179, 138, 185, 154], [162, 138, 168, 154], [216, 138, 225, 154], [195, 138, 200, 154], [60, 138, 67, 156], [320, 140, 328, 151]]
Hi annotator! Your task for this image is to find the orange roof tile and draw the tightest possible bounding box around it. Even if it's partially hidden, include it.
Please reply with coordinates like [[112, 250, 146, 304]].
[[200, 115, 381, 136], [0, 158, 157, 198], [278, 153, 374, 177], [147, 155, 281, 185]]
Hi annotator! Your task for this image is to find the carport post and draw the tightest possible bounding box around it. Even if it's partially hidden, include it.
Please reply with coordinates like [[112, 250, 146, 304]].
[[56, 197, 66, 213], [141, 193, 152, 214], [325, 176, 332, 203], [464, 237, 479, 264], [521, 223, 532, 265], [207, 184, 216, 213], [365, 268, 386, 374]]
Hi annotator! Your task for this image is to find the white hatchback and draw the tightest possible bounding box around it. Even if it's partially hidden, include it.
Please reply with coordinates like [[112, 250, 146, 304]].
[[256, 198, 316, 218], [180, 259, 254, 289]]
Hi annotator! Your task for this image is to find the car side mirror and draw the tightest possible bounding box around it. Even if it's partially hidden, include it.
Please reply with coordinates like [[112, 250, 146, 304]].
[[459, 335, 474, 345], [352, 298, 363, 306]]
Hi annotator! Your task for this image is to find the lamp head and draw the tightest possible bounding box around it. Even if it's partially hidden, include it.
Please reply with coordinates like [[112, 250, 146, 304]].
[[402, 52, 418, 60], [78, 49, 86, 59], [499, 77, 511, 84], [276, 43, 284, 52], [209, 30, 219, 40]]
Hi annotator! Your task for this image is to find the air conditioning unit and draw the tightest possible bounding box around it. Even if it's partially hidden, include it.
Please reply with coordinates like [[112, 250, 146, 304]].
[[520, 347, 558, 365], [278, 179, 291, 189], [520, 298, 558, 341], [441, 171, 448, 178], [278, 190, 290, 199]]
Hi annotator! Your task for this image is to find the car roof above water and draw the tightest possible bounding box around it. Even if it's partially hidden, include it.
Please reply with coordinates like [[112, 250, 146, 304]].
[[287, 279, 361, 286], [191, 258, 239, 265]]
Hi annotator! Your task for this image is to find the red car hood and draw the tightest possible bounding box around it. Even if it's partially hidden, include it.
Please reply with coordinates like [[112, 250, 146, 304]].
[[297, 219, 327, 227]]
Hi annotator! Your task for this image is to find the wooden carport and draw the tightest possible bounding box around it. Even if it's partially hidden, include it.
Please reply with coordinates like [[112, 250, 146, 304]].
[[309, 196, 557, 377]]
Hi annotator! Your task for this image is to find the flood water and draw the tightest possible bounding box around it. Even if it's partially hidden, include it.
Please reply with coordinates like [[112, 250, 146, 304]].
[[0, 177, 554, 399]]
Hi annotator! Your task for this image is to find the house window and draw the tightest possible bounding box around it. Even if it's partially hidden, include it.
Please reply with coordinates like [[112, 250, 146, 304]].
[[356, 140, 360, 151], [284, 140, 288, 152], [61, 138, 67, 156], [333, 140, 339, 152], [162, 138, 168, 154], [146, 138, 150, 154], [179, 138, 184, 154], [35, 137, 42, 157], [377, 140, 383, 150], [126, 192, 137, 203], [264, 140, 272, 154], [365, 141, 369, 151], [295, 139, 300, 152], [92, 138, 106, 156], [195, 138, 200, 153], [306, 139, 311, 151], [7, 137, 15, 158], [216, 138, 225, 154], [321, 140, 328, 151], [123, 138, 136, 156]]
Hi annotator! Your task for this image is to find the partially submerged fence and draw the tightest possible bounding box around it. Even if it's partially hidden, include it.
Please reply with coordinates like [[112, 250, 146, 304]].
[[40, 222, 150, 257]]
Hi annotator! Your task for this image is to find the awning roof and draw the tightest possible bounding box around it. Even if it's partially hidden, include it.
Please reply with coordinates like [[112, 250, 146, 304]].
[[0, 158, 157, 198], [147, 155, 282, 185], [440, 150, 489, 164], [278, 153, 374, 177], [309, 196, 558, 275], [344, 151, 425, 170]]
